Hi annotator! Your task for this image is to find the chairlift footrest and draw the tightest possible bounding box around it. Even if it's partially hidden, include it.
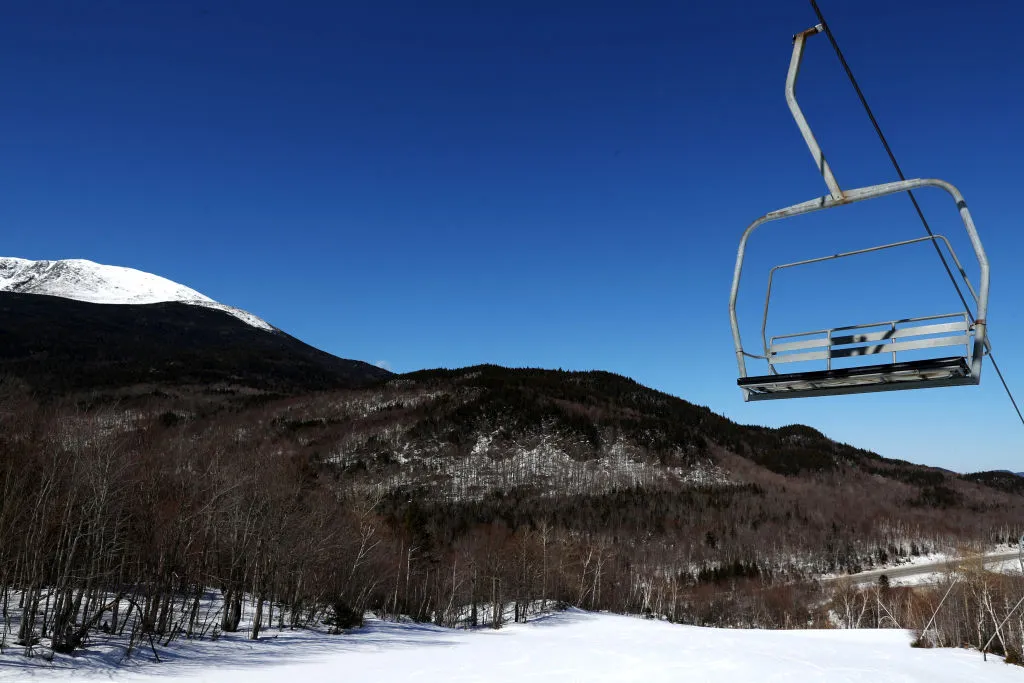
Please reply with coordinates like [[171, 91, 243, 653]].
[[738, 357, 975, 400]]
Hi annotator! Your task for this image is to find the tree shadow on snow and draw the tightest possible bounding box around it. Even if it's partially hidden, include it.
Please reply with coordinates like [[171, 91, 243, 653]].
[[520, 607, 596, 629], [0, 619, 464, 679]]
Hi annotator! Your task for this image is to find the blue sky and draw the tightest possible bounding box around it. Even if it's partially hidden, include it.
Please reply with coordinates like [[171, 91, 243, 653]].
[[3, 1, 1022, 472]]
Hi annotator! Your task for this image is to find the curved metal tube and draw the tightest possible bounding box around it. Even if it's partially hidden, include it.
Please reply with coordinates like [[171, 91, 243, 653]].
[[728, 178, 990, 397], [787, 25, 844, 201]]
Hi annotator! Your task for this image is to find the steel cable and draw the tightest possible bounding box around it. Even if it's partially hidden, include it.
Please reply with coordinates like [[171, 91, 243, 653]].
[[808, 0, 1024, 427]]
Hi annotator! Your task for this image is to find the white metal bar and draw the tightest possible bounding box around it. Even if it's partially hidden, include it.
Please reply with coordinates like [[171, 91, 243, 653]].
[[786, 25, 843, 201], [770, 313, 966, 343], [890, 322, 897, 363], [826, 329, 832, 370], [843, 335, 971, 357], [770, 320, 969, 353], [830, 321, 969, 346], [771, 334, 971, 364], [770, 337, 831, 353], [771, 350, 831, 364]]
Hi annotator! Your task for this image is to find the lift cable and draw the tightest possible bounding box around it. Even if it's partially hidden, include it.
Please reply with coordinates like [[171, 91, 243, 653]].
[[808, 0, 1024, 427]]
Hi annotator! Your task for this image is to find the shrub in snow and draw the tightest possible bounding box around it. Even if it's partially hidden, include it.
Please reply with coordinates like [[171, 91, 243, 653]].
[[324, 601, 363, 633]]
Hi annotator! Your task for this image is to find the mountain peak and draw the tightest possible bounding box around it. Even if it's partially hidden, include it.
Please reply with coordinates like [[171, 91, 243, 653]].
[[0, 256, 272, 330]]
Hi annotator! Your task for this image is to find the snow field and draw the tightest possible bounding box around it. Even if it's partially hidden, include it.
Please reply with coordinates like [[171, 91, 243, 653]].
[[0, 257, 273, 330], [4, 609, 1024, 683]]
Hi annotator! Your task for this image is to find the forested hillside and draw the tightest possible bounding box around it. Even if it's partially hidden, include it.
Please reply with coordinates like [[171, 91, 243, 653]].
[[0, 293, 391, 394], [2, 361, 1021, 654]]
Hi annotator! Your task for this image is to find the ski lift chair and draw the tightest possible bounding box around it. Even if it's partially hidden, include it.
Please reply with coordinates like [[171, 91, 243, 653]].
[[729, 26, 990, 401]]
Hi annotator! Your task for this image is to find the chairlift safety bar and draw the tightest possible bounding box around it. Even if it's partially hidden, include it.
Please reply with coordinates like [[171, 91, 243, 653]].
[[759, 234, 986, 361]]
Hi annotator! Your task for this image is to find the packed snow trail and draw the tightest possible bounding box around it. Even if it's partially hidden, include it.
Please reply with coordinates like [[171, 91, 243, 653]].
[[838, 549, 1021, 586], [819, 545, 1024, 587], [3, 610, 1023, 682]]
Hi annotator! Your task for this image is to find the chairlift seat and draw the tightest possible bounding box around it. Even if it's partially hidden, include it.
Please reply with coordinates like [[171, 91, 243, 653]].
[[737, 314, 978, 400]]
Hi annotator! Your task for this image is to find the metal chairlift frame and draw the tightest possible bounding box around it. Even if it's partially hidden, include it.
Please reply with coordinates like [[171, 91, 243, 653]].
[[729, 25, 990, 401]]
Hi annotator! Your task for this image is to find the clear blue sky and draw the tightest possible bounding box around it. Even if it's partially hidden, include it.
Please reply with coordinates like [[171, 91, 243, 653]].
[[3, 1, 1022, 472]]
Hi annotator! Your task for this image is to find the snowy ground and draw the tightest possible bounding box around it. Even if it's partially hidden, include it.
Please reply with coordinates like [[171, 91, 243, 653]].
[[824, 547, 1024, 587], [987, 556, 1024, 575], [821, 551, 951, 583], [3, 610, 1023, 683]]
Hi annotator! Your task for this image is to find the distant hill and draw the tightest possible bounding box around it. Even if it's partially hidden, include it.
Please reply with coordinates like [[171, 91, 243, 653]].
[[268, 363, 1024, 574], [0, 292, 391, 394], [964, 470, 1024, 495]]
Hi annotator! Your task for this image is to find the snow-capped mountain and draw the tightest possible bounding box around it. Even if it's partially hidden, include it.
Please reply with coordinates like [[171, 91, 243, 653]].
[[0, 257, 272, 331]]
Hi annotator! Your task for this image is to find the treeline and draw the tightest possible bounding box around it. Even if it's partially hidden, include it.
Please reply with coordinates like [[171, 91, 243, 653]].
[[823, 562, 1024, 665], [3, 367, 1024, 659], [0, 397, 852, 657], [910, 563, 1024, 662], [0, 400, 390, 654]]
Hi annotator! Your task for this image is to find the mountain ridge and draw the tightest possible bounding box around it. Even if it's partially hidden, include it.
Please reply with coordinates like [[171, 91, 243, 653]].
[[0, 256, 273, 330], [0, 292, 391, 394]]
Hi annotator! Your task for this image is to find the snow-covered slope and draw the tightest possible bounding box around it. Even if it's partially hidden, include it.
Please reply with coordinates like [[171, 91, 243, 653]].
[[2, 610, 1020, 683], [0, 257, 272, 331]]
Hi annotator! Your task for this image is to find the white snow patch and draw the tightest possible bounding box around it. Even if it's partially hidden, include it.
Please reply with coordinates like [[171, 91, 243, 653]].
[[987, 557, 1024, 575], [824, 548, 1024, 587], [3, 610, 1023, 683], [0, 257, 273, 331], [822, 551, 952, 583]]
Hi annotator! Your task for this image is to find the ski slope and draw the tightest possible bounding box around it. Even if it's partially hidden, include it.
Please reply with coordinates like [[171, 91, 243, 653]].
[[3, 610, 1022, 683]]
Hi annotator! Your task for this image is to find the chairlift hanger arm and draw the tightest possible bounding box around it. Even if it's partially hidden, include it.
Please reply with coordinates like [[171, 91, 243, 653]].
[[787, 24, 843, 201]]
